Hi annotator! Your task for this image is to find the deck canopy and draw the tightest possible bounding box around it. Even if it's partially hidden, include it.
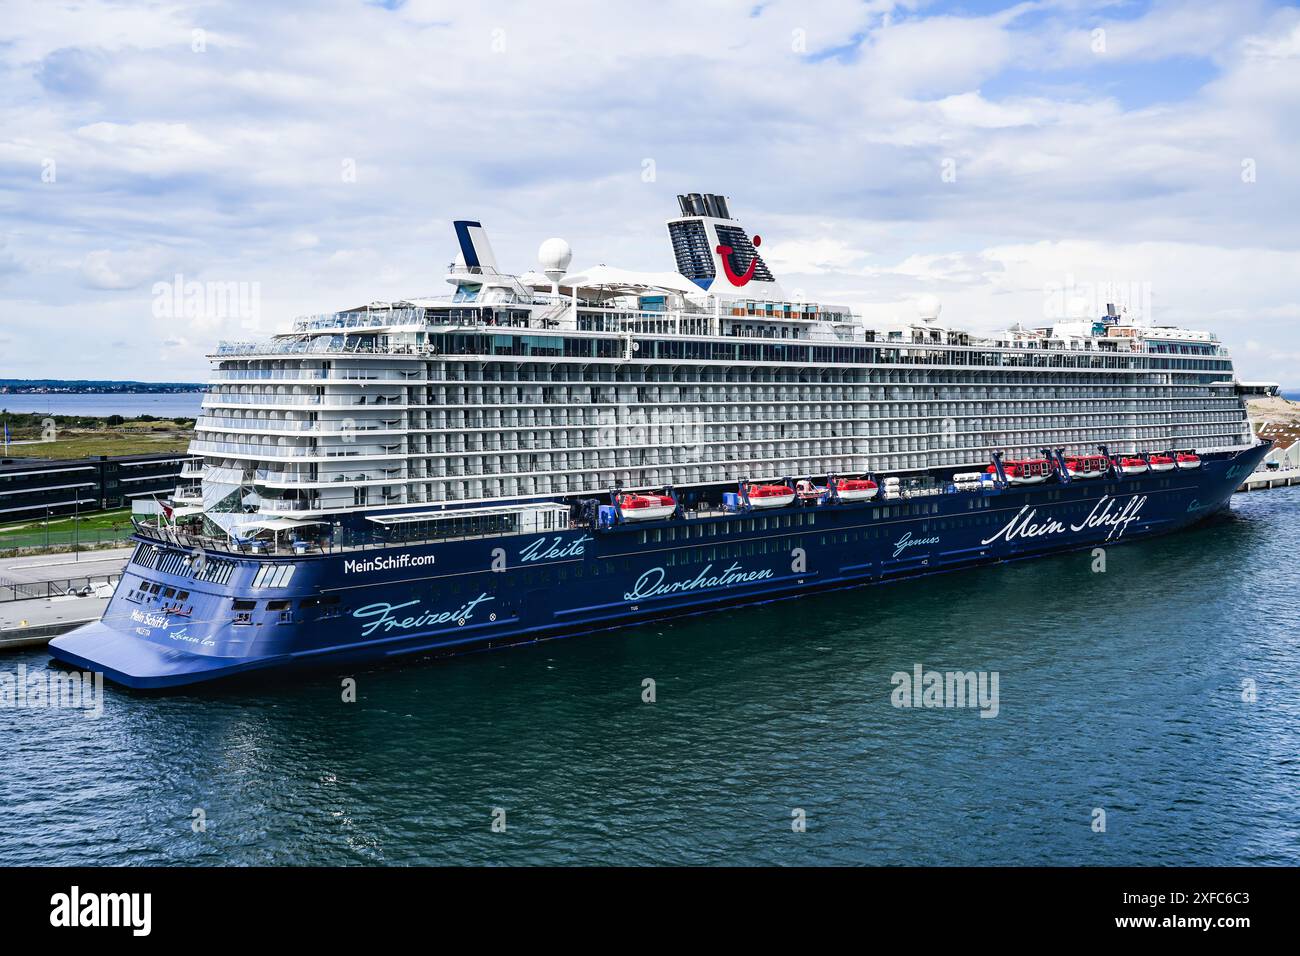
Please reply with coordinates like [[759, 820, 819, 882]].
[[238, 517, 330, 532]]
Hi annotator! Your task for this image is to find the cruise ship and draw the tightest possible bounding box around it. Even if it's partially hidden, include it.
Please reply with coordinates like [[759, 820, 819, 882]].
[[50, 194, 1269, 688]]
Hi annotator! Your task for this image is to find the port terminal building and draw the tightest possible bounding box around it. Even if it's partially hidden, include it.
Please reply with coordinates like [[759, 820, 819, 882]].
[[0, 453, 199, 521]]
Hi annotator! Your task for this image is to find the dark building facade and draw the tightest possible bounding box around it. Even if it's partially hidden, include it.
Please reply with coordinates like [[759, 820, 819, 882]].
[[0, 453, 199, 521]]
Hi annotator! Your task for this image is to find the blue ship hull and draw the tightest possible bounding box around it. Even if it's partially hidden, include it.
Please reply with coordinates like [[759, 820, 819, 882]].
[[48, 445, 1268, 689]]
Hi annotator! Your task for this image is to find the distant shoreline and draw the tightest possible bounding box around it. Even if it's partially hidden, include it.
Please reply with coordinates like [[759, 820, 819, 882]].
[[2, 391, 205, 420], [0, 382, 203, 395]]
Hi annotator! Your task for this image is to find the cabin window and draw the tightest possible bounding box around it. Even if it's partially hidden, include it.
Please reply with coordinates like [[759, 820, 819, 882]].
[[252, 564, 297, 588]]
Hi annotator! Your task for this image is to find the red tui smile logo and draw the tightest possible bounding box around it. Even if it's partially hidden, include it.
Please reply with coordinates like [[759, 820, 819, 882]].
[[716, 234, 762, 287]]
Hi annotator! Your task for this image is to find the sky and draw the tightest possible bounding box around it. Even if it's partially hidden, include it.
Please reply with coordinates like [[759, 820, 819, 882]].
[[1, 0, 1298, 385]]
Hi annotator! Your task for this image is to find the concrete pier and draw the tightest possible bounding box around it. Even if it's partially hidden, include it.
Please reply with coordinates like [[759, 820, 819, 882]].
[[0, 595, 109, 648], [0, 547, 128, 649], [1237, 467, 1300, 492]]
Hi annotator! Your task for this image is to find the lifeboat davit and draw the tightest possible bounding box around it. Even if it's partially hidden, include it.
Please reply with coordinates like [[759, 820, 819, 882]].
[[1148, 454, 1175, 472], [1176, 452, 1201, 470], [617, 493, 677, 521], [795, 479, 827, 499], [746, 484, 796, 509], [1117, 457, 1149, 476], [987, 458, 1052, 485], [834, 478, 879, 501], [1065, 455, 1107, 479]]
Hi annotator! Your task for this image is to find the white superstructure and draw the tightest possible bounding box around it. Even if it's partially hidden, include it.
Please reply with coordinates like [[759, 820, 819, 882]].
[[186, 195, 1254, 533]]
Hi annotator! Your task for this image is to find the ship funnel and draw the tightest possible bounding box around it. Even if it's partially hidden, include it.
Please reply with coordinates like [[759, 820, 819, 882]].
[[667, 192, 781, 298], [453, 220, 499, 274]]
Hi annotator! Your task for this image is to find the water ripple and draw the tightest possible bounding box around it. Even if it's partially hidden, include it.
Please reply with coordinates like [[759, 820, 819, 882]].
[[1, 488, 1298, 865]]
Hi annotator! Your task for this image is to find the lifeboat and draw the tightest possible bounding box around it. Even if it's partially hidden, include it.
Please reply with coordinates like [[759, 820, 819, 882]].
[[746, 483, 796, 509], [1176, 452, 1201, 470], [1148, 454, 1175, 473], [616, 493, 677, 521], [986, 458, 1052, 485], [1117, 457, 1149, 476], [795, 479, 827, 499], [1065, 454, 1107, 479], [834, 478, 878, 501]]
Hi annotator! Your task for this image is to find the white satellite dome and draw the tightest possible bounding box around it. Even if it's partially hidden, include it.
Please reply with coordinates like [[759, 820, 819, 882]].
[[538, 238, 573, 278], [916, 294, 942, 323]]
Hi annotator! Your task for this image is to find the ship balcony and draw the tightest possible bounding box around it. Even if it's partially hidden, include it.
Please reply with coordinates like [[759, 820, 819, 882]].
[[209, 368, 421, 384], [288, 307, 428, 333], [254, 469, 407, 488], [256, 497, 325, 513], [188, 438, 406, 461], [196, 415, 318, 433], [196, 416, 407, 436], [173, 484, 203, 504], [202, 393, 422, 409], [254, 469, 318, 485], [210, 369, 328, 382]]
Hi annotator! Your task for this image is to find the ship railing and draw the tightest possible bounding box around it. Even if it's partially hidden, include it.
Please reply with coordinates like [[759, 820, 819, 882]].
[[210, 369, 328, 381], [254, 469, 318, 484], [290, 308, 428, 332], [189, 441, 403, 462], [0, 574, 122, 603], [129, 512, 587, 559], [210, 369, 419, 383], [196, 415, 321, 432], [204, 393, 423, 408], [208, 325, 1237, 364], [203, 393, 324, 406], [197, 416, 400, 435]]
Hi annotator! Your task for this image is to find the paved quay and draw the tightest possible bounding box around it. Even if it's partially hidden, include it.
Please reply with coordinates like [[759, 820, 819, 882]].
[[0, 546, 133, 587], [0, 548, 127, 648], [0, 594, 109, 649]]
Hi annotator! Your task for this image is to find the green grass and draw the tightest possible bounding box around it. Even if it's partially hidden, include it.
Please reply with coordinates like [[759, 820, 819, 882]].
[[1, 415, 194, 459], [0, 507, 134, 535], [3, 429, 191, 459], [0, 507, 137, 552]]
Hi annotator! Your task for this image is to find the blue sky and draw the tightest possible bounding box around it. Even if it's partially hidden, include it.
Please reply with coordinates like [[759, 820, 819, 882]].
[[2, 0, 1299, 385]]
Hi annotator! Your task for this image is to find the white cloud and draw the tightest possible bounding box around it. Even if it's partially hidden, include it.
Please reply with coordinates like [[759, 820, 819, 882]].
[[0, 0, 1297, 387], [80, 248, 174, 290]]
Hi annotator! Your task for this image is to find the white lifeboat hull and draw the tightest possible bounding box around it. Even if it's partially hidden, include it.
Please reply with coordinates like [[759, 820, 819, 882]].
[[836, 487, 878, 501], [1066, 467, 1101, 479], [1149, 462, 1175, 472], [1176, 459, 1201, 470], [1118, 464, 1148, 476], [1008, 474, 1047, 485], [749, 493, 796, 509], [619, 503, 677, 521]]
